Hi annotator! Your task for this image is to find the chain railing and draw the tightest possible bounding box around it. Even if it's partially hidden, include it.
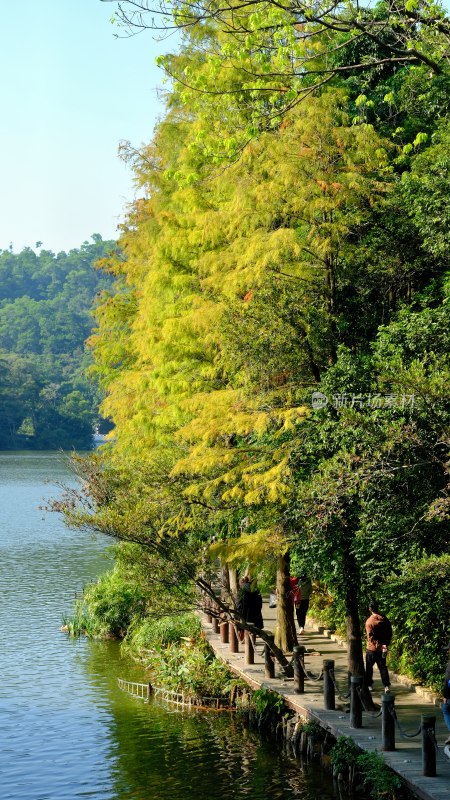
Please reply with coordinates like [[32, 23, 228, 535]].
[[203, 603, 449, 777], [356, 684, 382, 718], [301, 661, 324, 682], [429, 725, 450, 767], [389, 705, 421, 739], [329, 667, 350, 701]]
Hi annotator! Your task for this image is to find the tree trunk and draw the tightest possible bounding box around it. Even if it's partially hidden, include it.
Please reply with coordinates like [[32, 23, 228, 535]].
[[274, 551, 298, 652], [342, 544, 364, 678], [220, 563, 231, 602], [346, 585, 378, 711], [342, 547, 376, 707], [345, 579, 365, 678], [229, 568, 238, 599], [197, 576, 293, 675]]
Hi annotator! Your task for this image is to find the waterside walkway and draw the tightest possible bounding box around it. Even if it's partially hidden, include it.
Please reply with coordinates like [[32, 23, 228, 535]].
[[202, 600, 450, 800]]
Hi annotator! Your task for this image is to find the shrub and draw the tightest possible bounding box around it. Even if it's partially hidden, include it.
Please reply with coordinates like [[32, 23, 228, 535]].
[[147, 637, 241, 698], [301, 718, 326, 743], [330, 738, 404, 799], [124, 612, 202, 656], [63, 567, 147, 638], [381, 555, 450, 691], [252, 685, 286, 724], [308, 586, 346, 637], [356, 752, 403, 800], [330, 735, 360, 774]]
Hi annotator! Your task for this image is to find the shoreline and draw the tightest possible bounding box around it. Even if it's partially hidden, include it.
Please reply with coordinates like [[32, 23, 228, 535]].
[[202, 602, 450, 800]]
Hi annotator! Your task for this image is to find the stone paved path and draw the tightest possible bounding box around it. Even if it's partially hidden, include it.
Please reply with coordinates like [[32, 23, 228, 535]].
[[203, 599, 450, 800]]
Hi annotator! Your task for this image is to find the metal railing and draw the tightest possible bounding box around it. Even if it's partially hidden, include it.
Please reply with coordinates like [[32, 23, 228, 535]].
[[117, 678, 234, 711], [117, 678, 150, 700]]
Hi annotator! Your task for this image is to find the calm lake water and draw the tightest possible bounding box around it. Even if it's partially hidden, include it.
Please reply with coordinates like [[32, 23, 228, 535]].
[[0, 452, 339, 800]]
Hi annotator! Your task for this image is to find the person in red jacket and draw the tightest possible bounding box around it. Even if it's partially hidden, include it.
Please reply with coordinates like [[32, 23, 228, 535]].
[[289, 576, 302, 631], [365, 601, 392, 692]]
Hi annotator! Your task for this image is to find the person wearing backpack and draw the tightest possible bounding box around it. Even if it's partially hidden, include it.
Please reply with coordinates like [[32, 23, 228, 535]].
[[365, 601, 392, 692]]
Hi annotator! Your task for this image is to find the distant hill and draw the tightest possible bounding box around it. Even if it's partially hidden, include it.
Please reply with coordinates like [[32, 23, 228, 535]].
[[0, 234, 114, 450]]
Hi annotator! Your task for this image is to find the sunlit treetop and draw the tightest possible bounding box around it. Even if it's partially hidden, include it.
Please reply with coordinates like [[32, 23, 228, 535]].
[[105, 1, 450, 90]]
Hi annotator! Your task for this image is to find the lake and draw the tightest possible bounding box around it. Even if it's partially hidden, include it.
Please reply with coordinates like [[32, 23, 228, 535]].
[[0, 451, 338, 800]]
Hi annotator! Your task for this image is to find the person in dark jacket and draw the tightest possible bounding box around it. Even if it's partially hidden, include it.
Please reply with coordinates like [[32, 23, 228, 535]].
[[296, 575, 312, 634], [365, 601, 392, 692], [289, 575, 301, 620], [442, 641, 450, 745], [242, 582, 263, 629], [236, 577, 263, 638]]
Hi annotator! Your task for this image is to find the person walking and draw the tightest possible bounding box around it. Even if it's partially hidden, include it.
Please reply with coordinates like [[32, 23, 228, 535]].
[[289, 575, 302, 630], [243, 581, 263, 629], [296, 575, 312, 634], [365, 601, 392, 692], [236, 576, 251, 641], [237, 576, 263, 638], [442, 641, 450, 747]]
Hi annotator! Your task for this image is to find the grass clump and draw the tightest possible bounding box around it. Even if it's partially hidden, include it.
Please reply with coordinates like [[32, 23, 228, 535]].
[[124, 612, 242, 700], [62, 567, 147, 638], [63, 566, 241, 702], [149, 637, 239, 698], [330, 736, 404, 800], [123, 613, 202, 654], [356, 751, 403, 800], [252, 686, 286, 724]]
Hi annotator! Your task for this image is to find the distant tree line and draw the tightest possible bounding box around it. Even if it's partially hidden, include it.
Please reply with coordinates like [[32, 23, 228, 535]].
[[0, 234, 114, 450]]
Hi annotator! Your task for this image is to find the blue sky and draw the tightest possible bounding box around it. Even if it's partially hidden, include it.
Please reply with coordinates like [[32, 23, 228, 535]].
[[0, 0, 170, 253]]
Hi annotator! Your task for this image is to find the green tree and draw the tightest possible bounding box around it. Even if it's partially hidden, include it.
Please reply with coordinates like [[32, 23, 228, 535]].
[[0, 235, 114, 449], [108, 0, 450, 144], [57, 16, 449, 686]]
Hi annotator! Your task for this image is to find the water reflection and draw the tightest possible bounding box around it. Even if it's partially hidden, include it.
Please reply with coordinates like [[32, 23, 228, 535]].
[[81, 641, 338, 800], [0, 452, 338, 800]]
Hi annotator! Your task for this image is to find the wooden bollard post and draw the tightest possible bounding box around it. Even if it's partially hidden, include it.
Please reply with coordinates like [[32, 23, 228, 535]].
[[229, 623, 239, 653], [211, 608, 219, 634], [244, 630, 254, 665], [421, 715, 436, 777], [323, 659, 335, 710], [350, 676, 363, 729], [293, 645, 305, 694], [264, 642, 275, 679], [381, 691, 395, 751], [220, 619, 229, 644]]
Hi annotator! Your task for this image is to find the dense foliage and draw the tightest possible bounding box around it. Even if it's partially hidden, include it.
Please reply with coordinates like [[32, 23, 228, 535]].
[[0, 235, 114, 449], [62, 1, 449, 690], [330, 737, 403, 800], [64, 564, 148, 638], [65, 585, 239, 698], [138, 635, 241, 698]]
